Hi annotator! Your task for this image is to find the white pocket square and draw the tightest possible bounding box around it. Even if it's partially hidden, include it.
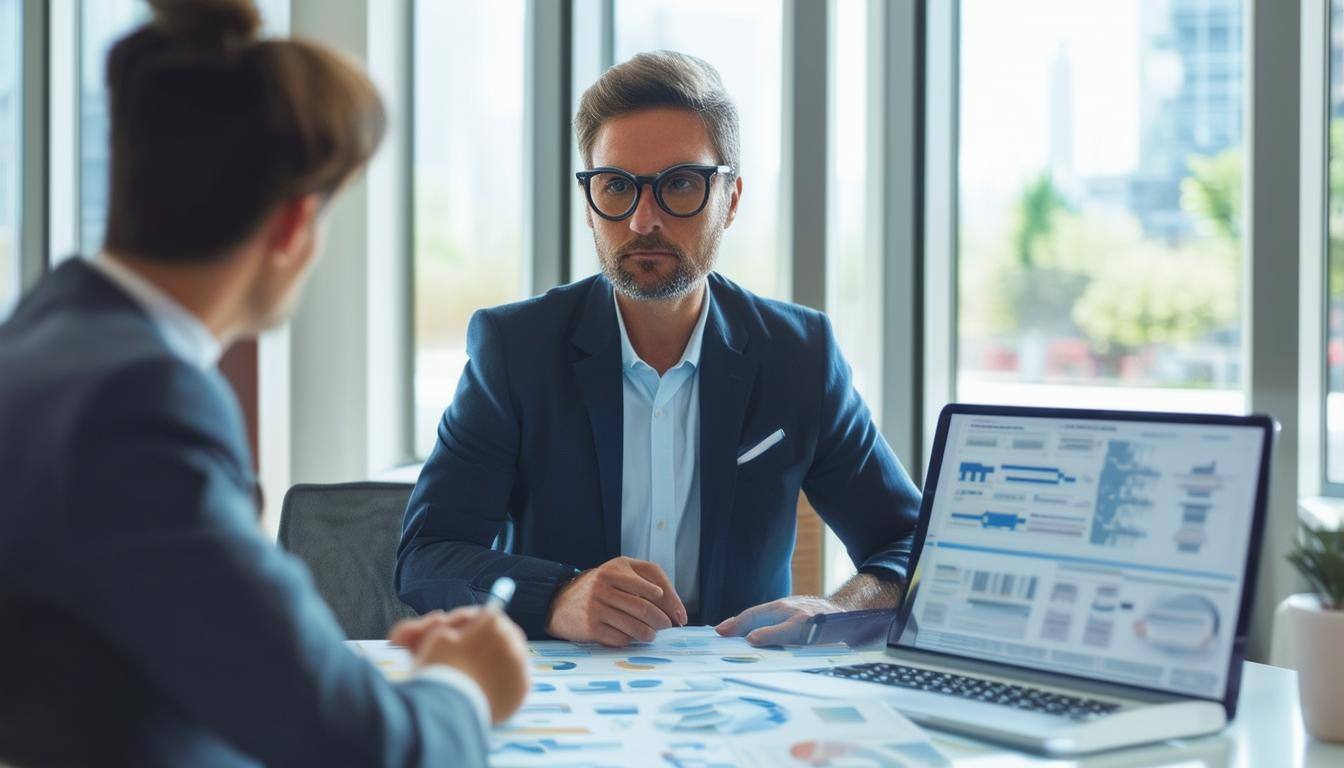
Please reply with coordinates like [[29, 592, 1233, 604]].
[[737, 429, 785, 466]]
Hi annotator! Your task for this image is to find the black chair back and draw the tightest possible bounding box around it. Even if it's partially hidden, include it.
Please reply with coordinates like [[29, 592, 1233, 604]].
[[277, 481, 418, 640]]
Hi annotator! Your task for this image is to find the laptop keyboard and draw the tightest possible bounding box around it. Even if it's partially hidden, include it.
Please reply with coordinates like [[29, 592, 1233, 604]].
[[806, 662, 1123, 721]]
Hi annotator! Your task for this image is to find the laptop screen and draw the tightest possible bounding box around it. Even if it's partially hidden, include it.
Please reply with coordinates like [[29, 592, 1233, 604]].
[[896, 409, 1267, 701]]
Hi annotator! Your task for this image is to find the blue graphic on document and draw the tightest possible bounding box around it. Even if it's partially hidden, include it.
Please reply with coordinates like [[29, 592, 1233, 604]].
[[958, 462, 996, 482], [951, 511, 1028, 530], [1002, 464, 1077, 486]]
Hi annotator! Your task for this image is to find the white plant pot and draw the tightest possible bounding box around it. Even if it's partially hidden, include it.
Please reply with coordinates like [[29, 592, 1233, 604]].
[[1287, 592, 1344, 742]]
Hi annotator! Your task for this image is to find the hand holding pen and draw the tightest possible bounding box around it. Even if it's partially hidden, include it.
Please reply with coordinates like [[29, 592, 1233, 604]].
[[388, 575, 529, 724]]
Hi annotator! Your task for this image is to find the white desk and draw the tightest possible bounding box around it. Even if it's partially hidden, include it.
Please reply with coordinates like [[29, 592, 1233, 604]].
[[8, 650, 1323, 767], [354, 636, 1344, 767], [875, 658, 1344, 767]]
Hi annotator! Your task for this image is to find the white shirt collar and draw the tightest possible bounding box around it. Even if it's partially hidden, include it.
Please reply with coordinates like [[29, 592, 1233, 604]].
[[88, 254, 223, 370], [614, 281, 713, 373]]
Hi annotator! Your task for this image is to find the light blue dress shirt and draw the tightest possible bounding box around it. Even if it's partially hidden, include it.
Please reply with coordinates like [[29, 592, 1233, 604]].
[[614, 285, 712, 613], [88, 254, 222, 370]]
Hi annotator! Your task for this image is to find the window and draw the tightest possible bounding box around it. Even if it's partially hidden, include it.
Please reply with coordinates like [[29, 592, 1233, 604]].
[[79, 0, 146, 255], [0, 0, 20, 317], [957, 0, 1245, 415], [826, 0, 878, 409], [824, 0, 874, 592], [1327, 0, 1344, 483], [413, 0, 528, 457], [611, 0, 784, 299], [77, 0, 289, 256]]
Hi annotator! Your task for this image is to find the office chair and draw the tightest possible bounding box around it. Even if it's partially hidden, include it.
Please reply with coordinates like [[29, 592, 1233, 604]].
[[277, 481, 419, 640]]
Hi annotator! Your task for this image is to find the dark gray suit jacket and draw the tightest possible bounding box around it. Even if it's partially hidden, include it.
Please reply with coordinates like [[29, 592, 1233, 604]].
[[0, 261, 487, 767]]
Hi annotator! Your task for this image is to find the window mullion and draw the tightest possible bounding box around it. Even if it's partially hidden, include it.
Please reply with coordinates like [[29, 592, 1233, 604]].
[[19, 0, 49, 289], [782, 0, 828, 310]]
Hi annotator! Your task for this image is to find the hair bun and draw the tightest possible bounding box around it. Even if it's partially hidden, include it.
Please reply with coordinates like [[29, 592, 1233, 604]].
[[148, 0, 260, 47]]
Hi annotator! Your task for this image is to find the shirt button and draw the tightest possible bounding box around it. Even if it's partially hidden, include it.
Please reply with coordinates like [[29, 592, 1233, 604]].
[[657, 520, 667, 531], [654, 408, 664, 418]]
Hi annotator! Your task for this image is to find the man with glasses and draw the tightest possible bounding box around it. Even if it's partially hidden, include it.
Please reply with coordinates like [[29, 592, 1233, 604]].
[[396, 51, 922, 647]]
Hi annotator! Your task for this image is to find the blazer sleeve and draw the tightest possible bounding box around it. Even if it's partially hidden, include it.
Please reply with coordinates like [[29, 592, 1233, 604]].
[[801, 313, 923, 587], [396, 309, 580, 638], [62, 359, 489, 768]]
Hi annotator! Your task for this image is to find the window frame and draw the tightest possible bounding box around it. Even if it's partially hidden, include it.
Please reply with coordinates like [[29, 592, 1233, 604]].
[[1311, 0, 1343, 497], [7, 0, 46, 311], [17, 0, 46, 293]]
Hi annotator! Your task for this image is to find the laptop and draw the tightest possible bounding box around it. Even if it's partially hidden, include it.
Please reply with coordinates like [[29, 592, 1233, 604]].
[[753, 404, 1275, 756]]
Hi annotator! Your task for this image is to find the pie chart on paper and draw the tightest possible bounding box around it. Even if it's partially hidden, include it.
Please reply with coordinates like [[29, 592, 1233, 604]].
[[654, 694, 789, 735], [788, 740, 907, 767], [616, 656, 673, 671], [533, 660, 578, 672]]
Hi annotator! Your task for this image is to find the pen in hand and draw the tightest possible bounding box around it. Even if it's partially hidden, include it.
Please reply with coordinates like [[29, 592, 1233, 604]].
[[485, 576, 516, 613]]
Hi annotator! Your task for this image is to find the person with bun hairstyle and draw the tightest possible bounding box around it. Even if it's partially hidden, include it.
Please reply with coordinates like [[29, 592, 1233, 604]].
[[0, 1, 527, 765]]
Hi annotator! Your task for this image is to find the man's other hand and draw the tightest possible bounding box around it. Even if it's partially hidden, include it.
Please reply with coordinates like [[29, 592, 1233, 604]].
[[713, 596, 840, 646], [544, 557, 688, 646], [390, 607, 530, 724]]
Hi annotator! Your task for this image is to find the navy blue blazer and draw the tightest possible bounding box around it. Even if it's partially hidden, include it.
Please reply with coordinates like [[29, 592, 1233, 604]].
[[0, 261, 486, 767], [397, 273, 922, 637]]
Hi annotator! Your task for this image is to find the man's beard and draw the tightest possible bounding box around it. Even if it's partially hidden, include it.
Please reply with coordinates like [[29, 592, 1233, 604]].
[[596, 226, 722, 301]]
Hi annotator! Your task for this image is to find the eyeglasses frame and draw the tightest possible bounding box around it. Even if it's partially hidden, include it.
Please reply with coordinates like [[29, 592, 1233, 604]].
[[575, 163, 735, 221]]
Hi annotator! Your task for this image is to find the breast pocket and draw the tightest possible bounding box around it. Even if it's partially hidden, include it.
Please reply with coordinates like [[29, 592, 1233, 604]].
[[734, 428, 796, 491], [737, 428, 785, 467]]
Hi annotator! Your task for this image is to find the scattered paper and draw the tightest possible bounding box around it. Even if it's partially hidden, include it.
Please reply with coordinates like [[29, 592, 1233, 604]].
[[494, 679, 940, 768], [347, 626, 949, 767], [528, 625, 859, 676]]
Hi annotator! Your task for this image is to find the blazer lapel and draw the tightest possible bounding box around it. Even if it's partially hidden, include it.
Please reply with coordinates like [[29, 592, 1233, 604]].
[[697, 276, 756, 621], [571, 278, 624, 558]]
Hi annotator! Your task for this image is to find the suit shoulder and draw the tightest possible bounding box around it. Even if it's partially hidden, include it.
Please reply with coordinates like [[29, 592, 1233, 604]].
[[81, 356, 244, 452], [0, 302, 218, 450]]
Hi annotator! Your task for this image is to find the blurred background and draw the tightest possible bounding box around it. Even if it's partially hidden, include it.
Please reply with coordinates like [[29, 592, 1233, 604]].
[[1, 0, 1335, 659]]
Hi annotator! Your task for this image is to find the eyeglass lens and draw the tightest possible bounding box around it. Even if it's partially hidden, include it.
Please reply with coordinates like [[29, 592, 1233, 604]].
[[589, 169, 709, 218]]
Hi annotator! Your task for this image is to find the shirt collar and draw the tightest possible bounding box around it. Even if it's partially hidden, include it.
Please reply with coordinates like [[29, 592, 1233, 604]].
[[88, 253, 223, 370], [614, 282, 713, 373]]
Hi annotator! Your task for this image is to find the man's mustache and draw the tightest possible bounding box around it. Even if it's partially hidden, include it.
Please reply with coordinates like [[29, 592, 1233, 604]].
[[617, 235, 684, 259]]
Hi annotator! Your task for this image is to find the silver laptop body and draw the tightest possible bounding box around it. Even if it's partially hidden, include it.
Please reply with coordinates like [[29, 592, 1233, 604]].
[[760, 404, 1274, 756]]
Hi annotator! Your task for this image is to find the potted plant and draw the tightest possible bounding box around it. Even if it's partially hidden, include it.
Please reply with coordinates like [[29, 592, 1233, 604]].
[[1285, 524, 1344, 742]]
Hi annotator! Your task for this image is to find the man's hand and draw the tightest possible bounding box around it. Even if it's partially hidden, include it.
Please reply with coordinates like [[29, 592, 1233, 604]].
[[715, 572, 903, 646], [545, 556, 688, 646], [389, 607, 530, 725], [713, 596, 839, 645]]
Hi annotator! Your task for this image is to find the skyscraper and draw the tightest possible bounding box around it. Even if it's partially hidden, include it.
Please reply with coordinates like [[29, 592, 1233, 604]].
[[1131, 0, 1243, 242]]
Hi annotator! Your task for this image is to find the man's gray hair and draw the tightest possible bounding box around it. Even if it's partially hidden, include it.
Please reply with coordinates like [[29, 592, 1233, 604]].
[[574, 50, 740, 176]]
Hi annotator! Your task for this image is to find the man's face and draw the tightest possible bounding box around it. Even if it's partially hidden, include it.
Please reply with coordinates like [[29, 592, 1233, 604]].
[[586, 107, 741, 301]]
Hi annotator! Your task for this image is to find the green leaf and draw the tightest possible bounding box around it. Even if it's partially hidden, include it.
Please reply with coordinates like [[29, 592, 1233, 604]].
[[1287, 524, 1344, 609]]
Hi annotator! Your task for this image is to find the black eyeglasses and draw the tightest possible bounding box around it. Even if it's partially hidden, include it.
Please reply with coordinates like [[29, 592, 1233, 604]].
[[575, 163, 734, 221]]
